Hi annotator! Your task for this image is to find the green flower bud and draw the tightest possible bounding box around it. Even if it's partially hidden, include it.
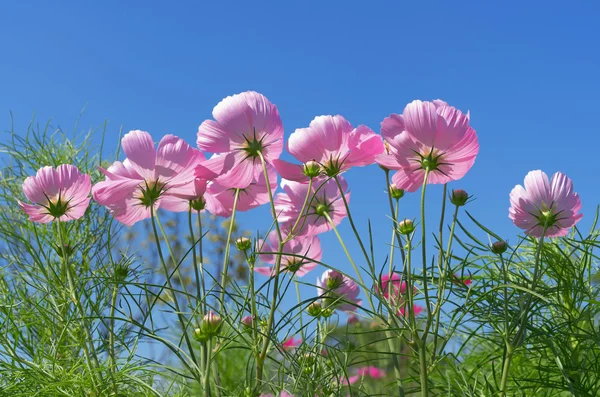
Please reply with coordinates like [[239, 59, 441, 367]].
[[307, 301, 322, 317], [398, 219, 415, 235], [235, 237, 252, 252], [450, 189, 469, 206], [389, 184, 405, 200], [490, 240, 508, 255], [303, 160, 321, 178]]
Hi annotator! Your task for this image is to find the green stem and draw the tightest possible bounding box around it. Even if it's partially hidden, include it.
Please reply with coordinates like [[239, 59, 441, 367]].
[[385, 201, 405, 397], [418, 340, 429, 397], [334, 175, 372, 268], [324, 212, 374, 310], [287, 178, 314, 240], [417, 169, 431, 397], [189, 207, 203, 315], [296, 280, 305, 341], [150, 207, 200, 380], [57, 221, 102, 389], [219, 189, 240, 310], [430, 203, 459, 363], [385, 169, 405, 263], [501, 228, 546, 395], [203, 339, 212, 396], [198, 211, 207, 315], [109, 279, 119, 395], [256, 152, 285, 388], [156, 215, 193, 309]]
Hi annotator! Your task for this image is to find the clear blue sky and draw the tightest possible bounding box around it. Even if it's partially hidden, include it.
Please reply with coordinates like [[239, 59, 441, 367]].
[[2, 1, 599, 318]]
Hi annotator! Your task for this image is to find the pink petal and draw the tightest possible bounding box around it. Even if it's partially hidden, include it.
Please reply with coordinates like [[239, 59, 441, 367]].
[[121, 130, 157, 181], [402, 100, 443, 147], [272, 159, 310, 182]]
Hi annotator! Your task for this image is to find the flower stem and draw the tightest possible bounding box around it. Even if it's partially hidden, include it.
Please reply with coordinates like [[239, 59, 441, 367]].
[[384, 169, 405, 263], [334, 175, 372, 268], [417, 169, 431, 396], [324, 212, 374, 310], [219, 189, 240, 310], [189, 207, 204, 315], [150, 207, 200, 380], [287, 178, 314, 239], [256, 152, 285, 388], [501, 228, 547, 395], [56, 221, 102, 389]]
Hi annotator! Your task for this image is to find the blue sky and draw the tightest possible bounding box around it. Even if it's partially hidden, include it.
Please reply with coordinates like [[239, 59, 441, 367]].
[[2, 1, 599, 324]]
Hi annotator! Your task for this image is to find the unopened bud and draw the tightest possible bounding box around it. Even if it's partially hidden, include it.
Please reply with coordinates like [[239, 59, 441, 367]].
[[194, 311, 222, 341], [303, 160, 321, 178], [235, 237, 252, 251], [398, 219, 415, 235], [241, 315, 254, 328], [307, 301, 322, 317], [190, 197, 206, 211], [490, 240, 508, 255], [54, 244, 75, 258], [389, 184, 405, 200], [450, 189, 469, 206]]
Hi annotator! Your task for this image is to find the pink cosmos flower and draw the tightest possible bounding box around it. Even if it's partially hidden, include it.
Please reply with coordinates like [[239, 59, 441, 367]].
[[203, 162, 278, 217], [347, 314, 360, 324], [379, 100, 479, 192], [274, 177, 350, 237], [282, 336, 302, 350], [19, 164, 91, 223], [255, 231, 322, 277], [509, 170, 583, 238], [344, 366, 387, 385], [273, 115, 384, 182], [92, 131, 206, 226], [375, 273, 423, 317], [317, 270, 361, 312], [197, 91, 283, 189]]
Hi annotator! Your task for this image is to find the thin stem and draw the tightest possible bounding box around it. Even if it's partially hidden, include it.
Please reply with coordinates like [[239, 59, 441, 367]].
[[385, 201, 405, 397], [420, 168, 432, 331], [334, 175, 372, 267], [198, 211, 207, 315], [256, 152, 285, 388], [287, 178, 314, 240], [385, 169, 405, 263], [203, 339, 212, 396], [324, 212, 374, 310], [150, 207, 200, 380], [296, 280, 305, 341], [109, 279, 119, 395], [430, 204, 459, 363], [219, 189, 240, 310], [418, 340, 429, 397], [156, 214, 193, 309], [57, 221, 101, 389], [189, 207, 203, 314], [500, 228, 547, 396]]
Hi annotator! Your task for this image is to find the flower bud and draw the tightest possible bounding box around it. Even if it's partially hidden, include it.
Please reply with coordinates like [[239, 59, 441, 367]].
[[347, 314, 359, 325], [303, 160, 321, 178], [450, 189, 469, 206], [54, 243, 75, 258], [195, 311, 222, 341], [241, 315, 254, 329], [307, 301, 322, 317], [190, 197, 206, 211], [389, 184, 405, 200], [325, 271, 344, 289], [398, 219, 415, 235], [490, 240, 508, 255], [235, 237, 252, 252]]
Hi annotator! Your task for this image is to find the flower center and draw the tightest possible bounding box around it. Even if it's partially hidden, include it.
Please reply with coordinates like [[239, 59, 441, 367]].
[[538, 209, 557, 228], [46, 196, 70, 218], [139, 180, 164, 207], [420, 149, 443, 171], [315, 203, 330, 216], [321, 155, 343, 177], [190, 197, 206, 211], [285, 259, 303, 272], [242, 130, 265, 159]]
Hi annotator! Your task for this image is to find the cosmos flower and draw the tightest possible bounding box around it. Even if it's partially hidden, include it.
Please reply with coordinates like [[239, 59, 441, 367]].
[[509, 170, 582, 238], [379, 100, 479, 192], [19, 164, 91, 223]]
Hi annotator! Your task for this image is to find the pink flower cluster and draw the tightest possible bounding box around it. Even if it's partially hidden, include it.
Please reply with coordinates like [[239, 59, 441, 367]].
[[18, 91, 583, 291]]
